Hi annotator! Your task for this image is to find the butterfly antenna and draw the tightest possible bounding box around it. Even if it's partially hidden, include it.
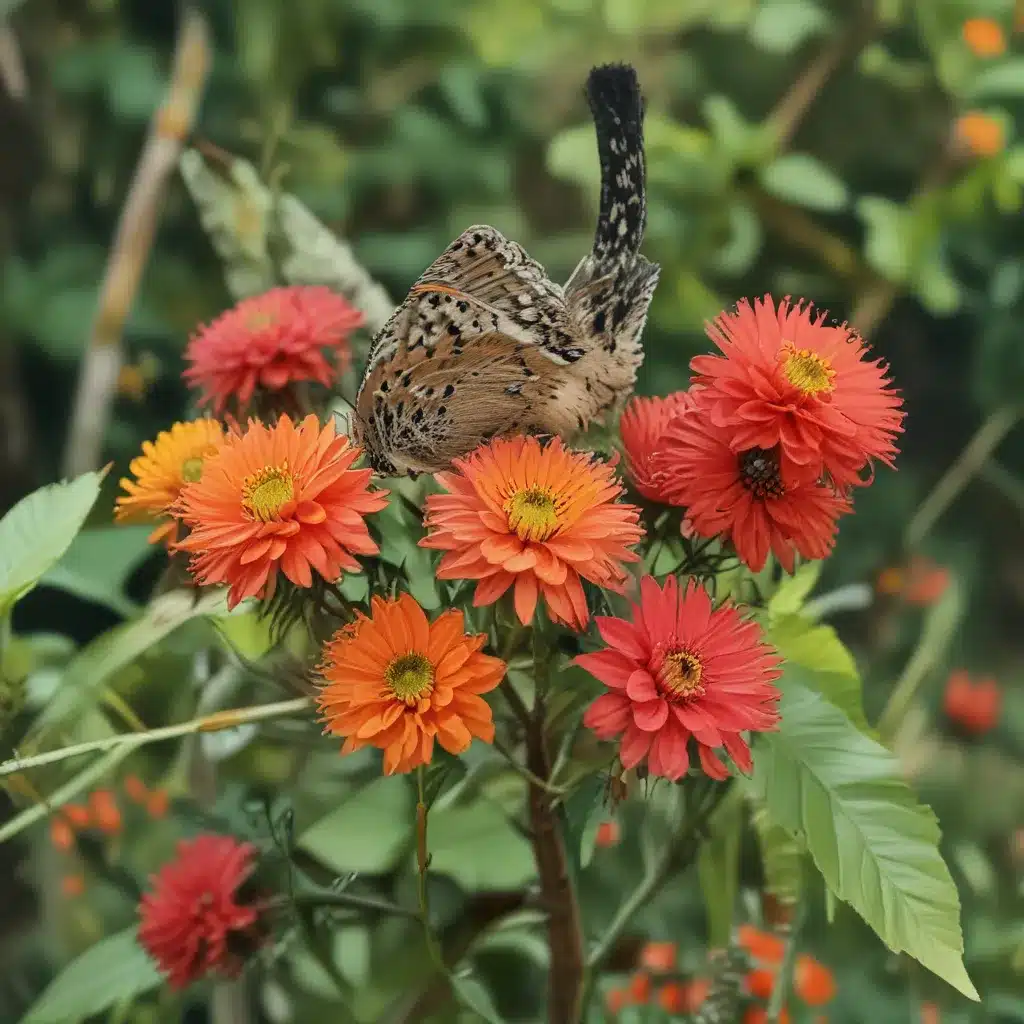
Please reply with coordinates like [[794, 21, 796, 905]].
[[585, 63, 648, 275]]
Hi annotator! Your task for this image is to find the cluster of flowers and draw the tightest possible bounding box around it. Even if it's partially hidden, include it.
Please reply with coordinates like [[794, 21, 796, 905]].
[[111, 284, 902, 987], [606, 930, 836, 1021]]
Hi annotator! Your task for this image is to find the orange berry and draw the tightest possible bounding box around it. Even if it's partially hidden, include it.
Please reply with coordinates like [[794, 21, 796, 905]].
[[746, 967, 776, 999], [63, 803, 91, 829], [955, 111, 1005, 158], [921, 1002, 941, 1024], [123, 774, 148, 803], [640, 940, 678, 973], [146, 788, 169, 819], [595, 819, 621, 847], [627, 971, 652, 1003], [962, 18, 1006, 57], [794, 954, 837, 1006], [50, 816, 74, 851], [61, 873, 85, 897], [89, 789, 122, 834], [738, 924, 786, 965]]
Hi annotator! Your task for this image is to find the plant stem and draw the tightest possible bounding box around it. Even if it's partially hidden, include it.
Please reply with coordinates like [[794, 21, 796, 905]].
[[526, 692, 585, 1023], [416, 766, 446, 971], [766, 903, 804, 1022], [493, 737, 566, 796], [0, 696, 312, 777], [904, 406, 1021, 549], [285, 891, 420, 919]]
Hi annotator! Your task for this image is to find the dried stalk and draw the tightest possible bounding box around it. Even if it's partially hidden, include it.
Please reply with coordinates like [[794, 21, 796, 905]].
[[61, 10, 211, 478]]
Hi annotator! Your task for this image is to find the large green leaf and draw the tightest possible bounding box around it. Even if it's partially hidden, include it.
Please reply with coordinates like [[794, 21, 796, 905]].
[[766, 617, 869, 731], [753, 682, 978, 1001], [759, 153, 849, 212], [0, 471, 105, 616], [21, 927, 163, 1023], [299, 776, 414, 875]]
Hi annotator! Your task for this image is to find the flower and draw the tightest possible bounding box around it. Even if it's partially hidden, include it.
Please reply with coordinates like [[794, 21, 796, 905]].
[[955, 111, 1005, 157], [943, 670, 1001, 735], [739, 925, 786, 966], [691, 296, 905, 487], [421, 435, 644, 630], [174, 414, 387, 610], [62, 874, 86, 897], [63, 803, 91, 829], [640, 941, 678, 973], [962, 18, 1006, 57], [595, 819, 621, 847], [659, 978, 709, 1013], [619, 392, 691, 501], [89, 789, 122, 834], [50, 816, 74, 852], [578, 575, 781, 780], [184, 286, 364, 413], [876, 556, 950, 606], [138, 834, 261, 990], [660, 399, 851, 572], [147, 789, 170, 819], [115, 419, 224, 545], [794, 955, 836, 1006], [317, 593, 505, 775], [744, 1007, 790, 1024], [921, 1003, 941, 1024], [746, 968, 776, 999]]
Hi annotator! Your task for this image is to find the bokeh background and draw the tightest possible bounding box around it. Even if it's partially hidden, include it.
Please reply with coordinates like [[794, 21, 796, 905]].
[[1, 0, 1022, 1020]]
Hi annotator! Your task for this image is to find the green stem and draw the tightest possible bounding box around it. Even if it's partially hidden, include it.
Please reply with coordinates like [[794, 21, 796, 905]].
[[493, 737, 566, 796], [287, 890, 420, 919], [766, 904, 804, 1022], [416, 766, 446, 972]]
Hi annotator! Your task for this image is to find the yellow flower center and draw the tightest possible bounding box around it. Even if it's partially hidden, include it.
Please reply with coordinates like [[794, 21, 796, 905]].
[[505, 487, 560, 542], [781, 344, 835, 395], [658, 650, 705, 700], [181, 457, 206, 483], [739, 448, 785, 501], [242, 464, 294, 521], [385, 653, 434, 701], [243, 309, 277, 331]]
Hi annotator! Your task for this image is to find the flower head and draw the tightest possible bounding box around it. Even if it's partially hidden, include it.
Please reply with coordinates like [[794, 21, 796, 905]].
[[659, 398, 851, 572], [619, 392, 691, 501], [955, 111, 1005, 158], [691, 296, 905, 487], [943, 670, 1001, 735], [421, 435, 644, 630], [962, 18, 1006, 57], [579, 575, 781, 780], [115, 419, 224, 544], [174, 413, 387, 609], [138, 834, 261, 990], [184, 286, 364, 413], [317, 593, 505, 774]]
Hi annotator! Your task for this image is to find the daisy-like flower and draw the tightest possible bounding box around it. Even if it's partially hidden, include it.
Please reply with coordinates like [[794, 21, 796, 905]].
[[420, 435, 644, 630], [174, 413, 388, 609], [619, 392, 691, 501], [578, 574, 781, 780], [660, 397, 851, 573], [138, 834, 261, 990], [114, 419, 224, 545], [184, 286, 364, 413], [691, 295, 905, 487], [317, 593, 505, 774]]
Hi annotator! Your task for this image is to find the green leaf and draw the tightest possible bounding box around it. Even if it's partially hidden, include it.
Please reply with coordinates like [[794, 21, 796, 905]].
[[968, 59, 1024, 100], [753, 682, 979, 1001], [750, 798, 804, 907], [698, 786, 743, 946], [767, 560, 822, 619], [0, 472, 105, 617], [427, 799, 535, 892], [451, 974, 506, 1024], [562, 773, 606, 875], [299, 776, 414, 875], [759, 153, 849, 212], [21, 927, 163, 1023], [749, 0, 831, 55], [766, 618, 869, 731], [856, 196, 913, 282]]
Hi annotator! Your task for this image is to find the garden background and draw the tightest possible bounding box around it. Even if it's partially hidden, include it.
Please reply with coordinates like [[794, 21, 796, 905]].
[[0, 0, 1022, 1021]]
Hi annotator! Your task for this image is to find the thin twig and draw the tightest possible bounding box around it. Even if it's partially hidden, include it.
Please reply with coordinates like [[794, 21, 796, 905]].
[[766, 904, 804, 1022], [493, 737, 566, 796], [281, 890, 420, 919], [904, 406, 1021, 550], [0, 697, 312, 777], [61, 9, 211, 477]]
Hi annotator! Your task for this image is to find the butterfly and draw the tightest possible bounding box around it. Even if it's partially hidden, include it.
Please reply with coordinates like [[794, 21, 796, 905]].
[[352, 63, 661, 477]]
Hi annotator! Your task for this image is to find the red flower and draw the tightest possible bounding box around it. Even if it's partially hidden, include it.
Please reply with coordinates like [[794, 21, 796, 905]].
[[691, 295, 904, 487], [794, 954, 837, 1006], [660, 395, 851, 572], [578, 575, 781, 780], [184, 286, 364, 413], [639, 941, 678, 973], [738, 924, 786, 965], [595, 820, 621, 847], [138, 835, 261, 989], [619, 392, 691, 501], [943, 670, 1001, 735], [658, 979, 709, 1012]]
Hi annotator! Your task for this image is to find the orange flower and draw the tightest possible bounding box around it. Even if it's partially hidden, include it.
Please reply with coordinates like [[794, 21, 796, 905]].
[[876, 557, 950, 605], [956, 111, 1005, 157], [89, 789, 122, 834], [738, 924, 786, 965], [962, 18, 1006, 57], [184, 286, 364, 413], [421, 435, 644, 630], [661, 978, 709, 1012], [745, 1008, 790, 1024], [124, 775, 148, 803], [147, 788, 170, 819], [794, 954, 836, 1006], [640, 941, 678, 973], [318, 594, 506, 774], [921, 1002, 941, 1024], [62, 873, 86, 897], [595, 819, 621, 847], [606, 987, 629, 1013], [943, 670, 1001, 735], [627, 971, 651, 1003], [63, 803, 91, 829], [50, 816, 74, 851], [175, 414, 388, 609], [746, 967, 776, 999], [115, 419, 224, 545]]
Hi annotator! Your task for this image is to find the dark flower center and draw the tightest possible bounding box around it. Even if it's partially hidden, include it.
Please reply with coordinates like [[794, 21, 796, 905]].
[[739, 448, 785, 500], [657, 649, 705, 700]]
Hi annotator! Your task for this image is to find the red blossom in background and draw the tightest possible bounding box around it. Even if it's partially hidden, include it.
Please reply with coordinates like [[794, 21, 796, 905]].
[[619, 391, 691, 501], [691, 295, 905, 487], [138, 835, 261, 990], [578, 575, 781, 780], [943, 670, 1001, 735], [184, 285, 364, 413]]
